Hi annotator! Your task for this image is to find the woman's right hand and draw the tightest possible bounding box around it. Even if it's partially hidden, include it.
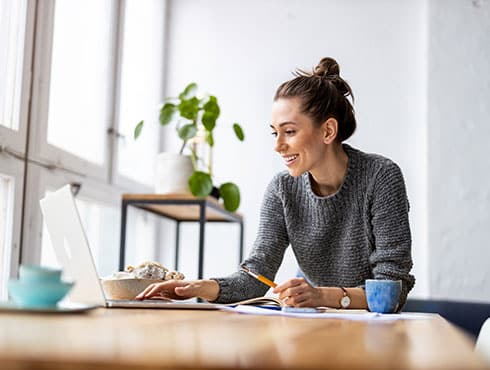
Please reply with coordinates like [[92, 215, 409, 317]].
[[135, 279, 219, 302]]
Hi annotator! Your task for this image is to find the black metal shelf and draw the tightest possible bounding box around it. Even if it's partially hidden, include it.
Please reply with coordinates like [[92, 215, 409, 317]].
[[119, 194, 244, 279]]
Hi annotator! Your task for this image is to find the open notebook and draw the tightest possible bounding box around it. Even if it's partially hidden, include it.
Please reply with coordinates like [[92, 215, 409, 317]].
[[230, 296, 283, 307]]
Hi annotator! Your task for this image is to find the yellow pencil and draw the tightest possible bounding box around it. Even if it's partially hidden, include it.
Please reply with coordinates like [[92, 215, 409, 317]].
[[241, 266, 277, 288]]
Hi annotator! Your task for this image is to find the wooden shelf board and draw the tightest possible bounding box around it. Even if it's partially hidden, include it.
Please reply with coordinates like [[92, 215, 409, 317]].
[[122, 193, 242, 222]]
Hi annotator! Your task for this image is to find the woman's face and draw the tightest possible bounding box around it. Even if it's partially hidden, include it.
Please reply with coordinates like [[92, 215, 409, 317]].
[[270, 97, 327, 177]]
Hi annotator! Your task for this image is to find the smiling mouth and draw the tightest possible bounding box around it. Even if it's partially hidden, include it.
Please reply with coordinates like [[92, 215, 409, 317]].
[[283, 154, 298, 166]]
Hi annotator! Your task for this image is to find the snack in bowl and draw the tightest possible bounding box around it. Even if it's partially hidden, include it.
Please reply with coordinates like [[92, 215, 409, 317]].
[[101, 261, 185, 300]]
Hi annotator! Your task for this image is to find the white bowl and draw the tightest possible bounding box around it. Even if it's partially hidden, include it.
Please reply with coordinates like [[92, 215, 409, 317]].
[[101, 278, 162, 300]]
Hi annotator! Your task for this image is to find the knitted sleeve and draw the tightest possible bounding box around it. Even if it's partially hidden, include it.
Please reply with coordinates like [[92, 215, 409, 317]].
[[368, 162, 415, 308], [210, 173, 290, 303]]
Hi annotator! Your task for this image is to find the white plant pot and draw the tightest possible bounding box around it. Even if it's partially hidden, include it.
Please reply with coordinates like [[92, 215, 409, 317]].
[[154, 153, 194, 194]]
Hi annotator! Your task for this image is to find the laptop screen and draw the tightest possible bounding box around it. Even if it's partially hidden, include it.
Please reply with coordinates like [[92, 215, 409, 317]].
[[40, 185, 106, 306]]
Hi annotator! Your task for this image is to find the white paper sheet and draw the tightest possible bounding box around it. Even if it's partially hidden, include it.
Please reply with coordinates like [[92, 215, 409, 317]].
[[221, 305, 434, 321]]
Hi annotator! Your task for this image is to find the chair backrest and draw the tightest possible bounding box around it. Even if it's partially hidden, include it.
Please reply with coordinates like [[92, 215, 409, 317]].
[[476, 318, 490, 364], [403, 298, 490, 338]]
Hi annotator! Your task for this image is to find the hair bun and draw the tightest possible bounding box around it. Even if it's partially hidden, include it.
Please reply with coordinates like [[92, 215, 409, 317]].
[[314, 57, 340, 78]]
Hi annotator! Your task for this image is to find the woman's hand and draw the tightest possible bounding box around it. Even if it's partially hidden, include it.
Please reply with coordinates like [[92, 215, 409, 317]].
[[135, 279, 219, 302], [272, 277, 321, 307]]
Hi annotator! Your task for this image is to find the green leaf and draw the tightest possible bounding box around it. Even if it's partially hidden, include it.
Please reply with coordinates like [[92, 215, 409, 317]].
[[178, 97, 200, 120], [205, 130, 214, 147], [203, 96, 220, 116], [134, 120, 144, 140], [219, 182, 240, 212], [202, 111, 217, 131], [159, 103, 177, 125], [178, 124, 198, 140], [233, 123, 245, 141], [179, 82, 198, 100], [188, 171, 213, 197]]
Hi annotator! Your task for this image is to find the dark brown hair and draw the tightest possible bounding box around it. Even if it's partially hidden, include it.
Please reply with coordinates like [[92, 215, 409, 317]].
[[274, 57, 356, 142]]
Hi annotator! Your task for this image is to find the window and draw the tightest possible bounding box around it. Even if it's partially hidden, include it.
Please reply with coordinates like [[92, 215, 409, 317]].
[[46, 0, 115, 165], [0, 0, 27, 130], [1, 0, 167, 291], [116, 0, 166, 186], [0, 174, 14, 299], [123, 208, 159, 268]]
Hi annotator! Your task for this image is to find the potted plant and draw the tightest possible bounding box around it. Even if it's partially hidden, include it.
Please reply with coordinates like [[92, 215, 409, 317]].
[[134, 82, 245, 212]]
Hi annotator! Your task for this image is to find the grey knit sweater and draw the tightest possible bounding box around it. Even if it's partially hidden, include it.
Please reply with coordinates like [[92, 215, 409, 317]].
[[212, 144, 415, 307]]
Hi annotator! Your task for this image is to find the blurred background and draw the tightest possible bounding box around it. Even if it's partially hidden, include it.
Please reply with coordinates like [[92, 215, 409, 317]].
[[0, 0, 488, 302]]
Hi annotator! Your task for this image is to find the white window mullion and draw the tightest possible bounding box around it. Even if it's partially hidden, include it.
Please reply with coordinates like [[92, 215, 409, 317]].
[[0, 158, 24, 300], [106, 0, 125, 187]]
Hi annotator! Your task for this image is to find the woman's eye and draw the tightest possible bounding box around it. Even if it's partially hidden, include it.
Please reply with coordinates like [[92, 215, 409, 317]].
[[285, 130, 295, 135], [271, 132, 278, 137]]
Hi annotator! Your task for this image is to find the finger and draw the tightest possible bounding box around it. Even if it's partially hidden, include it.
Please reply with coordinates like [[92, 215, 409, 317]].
[[279, 284, 307, 300], [286, 294, 309, 307], [273, 281, 293, 294], [273, 278, 304, 294], [293, 294, 310, 307], [142, 283, 167, 299], [278, 282, 310, 300], [135, 283, 158, 300]]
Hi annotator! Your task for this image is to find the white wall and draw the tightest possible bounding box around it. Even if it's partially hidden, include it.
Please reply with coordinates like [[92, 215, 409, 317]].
[[428, 0, 490, 301], [163, 0, 430, 296]]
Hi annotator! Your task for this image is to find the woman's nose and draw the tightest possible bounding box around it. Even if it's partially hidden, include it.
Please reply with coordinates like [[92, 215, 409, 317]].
[[274, 138, 286, 153]]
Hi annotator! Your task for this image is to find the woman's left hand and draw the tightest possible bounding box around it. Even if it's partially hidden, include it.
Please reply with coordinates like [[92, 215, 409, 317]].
[[272, 277, 321, 307]]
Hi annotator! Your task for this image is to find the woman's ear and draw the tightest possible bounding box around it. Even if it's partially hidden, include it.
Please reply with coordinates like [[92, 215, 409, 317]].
[[322, 118, 338, 144]]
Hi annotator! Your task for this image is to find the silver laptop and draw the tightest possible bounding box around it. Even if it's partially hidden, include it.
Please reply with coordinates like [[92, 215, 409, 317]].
[[39, 185, 221, 310]]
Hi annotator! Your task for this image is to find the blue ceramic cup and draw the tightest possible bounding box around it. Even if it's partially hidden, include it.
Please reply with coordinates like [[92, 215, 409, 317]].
[[365, 279, 402, 313]]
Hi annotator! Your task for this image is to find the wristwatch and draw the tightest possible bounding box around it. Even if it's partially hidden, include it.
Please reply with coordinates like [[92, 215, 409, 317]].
[[339, 287, 351, 308]]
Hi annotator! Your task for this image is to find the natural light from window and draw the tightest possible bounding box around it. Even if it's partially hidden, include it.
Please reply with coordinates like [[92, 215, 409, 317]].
[[47, 0, 114, 165], [0, 0, 27, 130], [116, 0, 164, 186]]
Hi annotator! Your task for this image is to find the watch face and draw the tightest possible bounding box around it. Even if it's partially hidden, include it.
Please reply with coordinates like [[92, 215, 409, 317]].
[[340, 295, 351, 308]]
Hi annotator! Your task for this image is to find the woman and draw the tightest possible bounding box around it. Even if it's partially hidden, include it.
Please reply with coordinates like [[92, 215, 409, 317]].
[[136, 57, 415, 309]]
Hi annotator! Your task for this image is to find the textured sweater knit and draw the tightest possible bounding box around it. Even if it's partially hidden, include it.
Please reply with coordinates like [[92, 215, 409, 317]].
[[212, 144, 415, 307]]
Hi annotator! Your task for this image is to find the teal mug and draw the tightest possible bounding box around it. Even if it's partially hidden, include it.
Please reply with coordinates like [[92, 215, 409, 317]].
[[18, 265, 62, 283], [8, 265, 73, 308]]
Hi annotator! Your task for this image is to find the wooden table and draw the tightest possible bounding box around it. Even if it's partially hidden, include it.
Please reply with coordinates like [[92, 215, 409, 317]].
[[0, 308, 487, 370]]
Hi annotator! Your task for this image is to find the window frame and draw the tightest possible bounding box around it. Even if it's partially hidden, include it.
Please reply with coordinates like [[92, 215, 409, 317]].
[[27, 0, 120, 183], [0, 158, 24, 295], [21, 0, 166, 265], [0, 0, 36, 155], [0, 0, 36, 287], [1, 0, 168, 288]]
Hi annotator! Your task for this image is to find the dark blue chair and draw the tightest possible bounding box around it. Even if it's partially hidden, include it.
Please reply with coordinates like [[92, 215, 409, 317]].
[[402, 298, 490, 339]]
